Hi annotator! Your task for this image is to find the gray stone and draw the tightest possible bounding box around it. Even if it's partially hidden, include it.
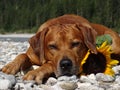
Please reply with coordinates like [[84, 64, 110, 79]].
[[40, 84, 55, 90], [87, 74, 96, 80], [0, 79, 11, 89], [51, 84, 63, 90], [59, 81, 78, 90], [80, 75, 98, 84], [115, 76, 120, 84], [25, 83, 35, 90], [77, 82, 104, 90], [46, 77, 57, 86], [108, 84, 120, 90], [96, 73, 115, 82], [112, 65, 120, 75], [0, 72, 16, 89], [58, 75, 77, 82], [14, 83, 25, 90], [99, 82, 111, 89]]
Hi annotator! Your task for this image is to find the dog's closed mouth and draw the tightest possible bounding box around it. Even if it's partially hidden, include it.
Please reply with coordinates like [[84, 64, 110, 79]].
[[61, 73, 73, 76]]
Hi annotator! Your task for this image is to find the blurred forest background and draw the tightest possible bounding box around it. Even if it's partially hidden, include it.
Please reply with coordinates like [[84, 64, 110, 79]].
[[0, 0, 120, 34]]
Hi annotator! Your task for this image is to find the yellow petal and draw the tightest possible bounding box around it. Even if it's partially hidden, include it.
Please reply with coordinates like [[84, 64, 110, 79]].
[[99, 41, 107, 49], [98, 45, 110, 53], [81, 50, 90, 65], [110, 60, 119, 65], [104, 67, 114, 76]]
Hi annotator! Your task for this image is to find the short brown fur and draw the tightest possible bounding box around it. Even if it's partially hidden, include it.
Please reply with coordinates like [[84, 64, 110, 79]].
[[2, 14, 120, 83]]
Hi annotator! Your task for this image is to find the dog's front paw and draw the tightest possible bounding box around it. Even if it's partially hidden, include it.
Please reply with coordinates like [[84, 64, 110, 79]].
[[23, 70, 44, 84], [2, 62, 20, 74]]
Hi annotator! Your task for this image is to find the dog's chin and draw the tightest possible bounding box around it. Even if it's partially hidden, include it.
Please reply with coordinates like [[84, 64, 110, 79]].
[[60, 72, 74, 77], [55, 68, 78, 77], [56, 73, 74, 77]]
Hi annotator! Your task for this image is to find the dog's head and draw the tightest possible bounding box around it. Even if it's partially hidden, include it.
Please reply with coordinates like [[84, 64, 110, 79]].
[[29, 23, 97, 77]]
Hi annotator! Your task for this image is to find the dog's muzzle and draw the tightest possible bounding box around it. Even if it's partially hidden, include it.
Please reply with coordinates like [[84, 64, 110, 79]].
[[60, 58, 73, 76]]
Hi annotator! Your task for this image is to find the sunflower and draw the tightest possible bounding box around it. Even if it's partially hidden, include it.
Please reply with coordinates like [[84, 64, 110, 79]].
[[80, 41, 119, 76]]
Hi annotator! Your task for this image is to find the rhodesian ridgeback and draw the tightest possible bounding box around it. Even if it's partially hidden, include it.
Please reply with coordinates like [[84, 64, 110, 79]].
[[2, 15, 120, 83]]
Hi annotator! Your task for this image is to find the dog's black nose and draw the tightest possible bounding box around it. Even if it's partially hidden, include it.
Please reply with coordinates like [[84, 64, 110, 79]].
[[60, 59, 72, 70]]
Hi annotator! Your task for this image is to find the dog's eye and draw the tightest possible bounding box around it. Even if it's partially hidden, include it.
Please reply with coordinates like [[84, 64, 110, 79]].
[[71, 42, 80, 48], [48, 44, 58, 50]]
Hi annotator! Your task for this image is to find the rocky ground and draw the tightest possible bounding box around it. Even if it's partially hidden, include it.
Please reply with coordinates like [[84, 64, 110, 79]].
[[0, 35, 120, 90]]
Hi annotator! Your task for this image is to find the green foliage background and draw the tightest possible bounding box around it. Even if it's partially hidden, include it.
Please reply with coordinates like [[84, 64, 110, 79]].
[[0, 0, 120, 33]]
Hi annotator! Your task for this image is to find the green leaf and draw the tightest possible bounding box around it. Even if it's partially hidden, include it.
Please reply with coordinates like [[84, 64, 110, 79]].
[[96, 34, 112, 47]]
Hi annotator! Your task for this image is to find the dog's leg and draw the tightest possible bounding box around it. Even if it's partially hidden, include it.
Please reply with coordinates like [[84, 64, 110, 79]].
[[2, 53, 32, 74], [23, 62, 53, 84]]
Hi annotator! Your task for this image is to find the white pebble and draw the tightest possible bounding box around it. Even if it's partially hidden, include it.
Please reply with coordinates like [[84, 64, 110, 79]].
[[0, 72, 16, 87], [112, 65, 120, 74], [0, 65, 4, 69], [25, 83, 35, 90], [115, 76, 120, 84], [80, 75, 88, 82], [77, 82, 104, 90], [14, 83, 25, 90], [46, 77, 57, 86], [58, 81, 78, 90], [52, 84, 63, 90], [96, 73, 114, 82], [109, 84, 120, 90], [87, 74, 96, 80], [69, 75, 77, 81], [80, 75, 97, 84], [0, 79, 11, 89], [58, 75, 77, 82], [40, 85, 54, 90], [77, 82, 91, 88], [6, 75, 16, 85], [58, 76, 71, 81]]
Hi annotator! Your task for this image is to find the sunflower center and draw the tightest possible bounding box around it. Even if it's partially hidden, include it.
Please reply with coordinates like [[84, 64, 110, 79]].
[[82, 52, 107, 75]]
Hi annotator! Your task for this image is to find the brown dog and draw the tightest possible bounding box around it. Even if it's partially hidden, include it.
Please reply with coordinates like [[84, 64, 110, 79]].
[[2, 15, 120, 83]]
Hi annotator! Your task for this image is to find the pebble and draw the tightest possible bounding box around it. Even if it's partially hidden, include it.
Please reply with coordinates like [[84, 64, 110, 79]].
[[46, 77, 57, 86], [40, 84, 57, 90], [96, 73, 115, 82], [59, 82, 78, 90], [0, 65, 4, 69], [51, 84, 63, 90], [0, 72, 16, 89], [112, 65, 120, 75], [115, 76, 120, 84], [109, 84, 120, 90], [0, 79, 11, 89], [58, 75, 77, 82], [77, 82, 104, 90], [88, 74, 96, 80], [80, 75, 98, 84], [0, 39, 120, 89], [14, 83, 26, 90]]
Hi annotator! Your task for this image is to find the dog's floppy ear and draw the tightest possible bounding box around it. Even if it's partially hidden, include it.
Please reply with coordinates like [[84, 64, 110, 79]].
[[29, 28, 48, 64], [77, 23, 97, 54]]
